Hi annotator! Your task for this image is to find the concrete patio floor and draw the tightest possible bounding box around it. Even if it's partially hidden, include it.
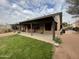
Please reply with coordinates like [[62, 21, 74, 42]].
[[19, 32, 53, 44]]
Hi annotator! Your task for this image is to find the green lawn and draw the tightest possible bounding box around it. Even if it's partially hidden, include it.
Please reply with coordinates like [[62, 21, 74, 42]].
[[0, 35, 54, 59]]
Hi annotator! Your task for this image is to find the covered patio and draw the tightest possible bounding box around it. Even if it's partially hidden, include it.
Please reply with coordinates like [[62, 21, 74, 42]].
[[12, 12, 62, 43]]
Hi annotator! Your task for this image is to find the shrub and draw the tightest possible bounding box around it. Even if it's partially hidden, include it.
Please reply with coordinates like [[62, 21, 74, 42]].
[[73, 27, 79, 32], [53, 37, 62, 44]]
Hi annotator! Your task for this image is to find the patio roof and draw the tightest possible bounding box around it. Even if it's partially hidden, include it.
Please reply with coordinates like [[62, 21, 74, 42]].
[[19, 12, 62, 24]]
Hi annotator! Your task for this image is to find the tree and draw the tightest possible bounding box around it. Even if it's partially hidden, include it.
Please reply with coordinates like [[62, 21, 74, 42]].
[[66, 0, 79, 17]]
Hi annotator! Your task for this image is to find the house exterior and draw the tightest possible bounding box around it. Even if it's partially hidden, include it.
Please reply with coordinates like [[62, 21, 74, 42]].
[[12, 12, 62, 37]]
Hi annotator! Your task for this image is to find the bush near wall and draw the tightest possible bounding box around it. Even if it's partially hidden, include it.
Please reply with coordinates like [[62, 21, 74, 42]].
[[53, 37, 62, 44]]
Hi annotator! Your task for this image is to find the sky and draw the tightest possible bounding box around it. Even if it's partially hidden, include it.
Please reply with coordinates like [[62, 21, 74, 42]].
[[0, 0, 76, 24]]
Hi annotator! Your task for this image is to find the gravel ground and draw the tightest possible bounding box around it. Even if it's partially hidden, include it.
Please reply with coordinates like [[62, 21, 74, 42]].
[[54, 32, 79, 59]]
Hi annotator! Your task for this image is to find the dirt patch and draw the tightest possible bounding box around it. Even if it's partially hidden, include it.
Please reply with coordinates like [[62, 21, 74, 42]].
[[0, 32, 16, 37]]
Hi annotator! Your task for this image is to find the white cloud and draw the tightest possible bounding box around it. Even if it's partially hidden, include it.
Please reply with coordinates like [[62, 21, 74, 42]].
[[0, 0, 71, 24], [12, 4, 17, 8], [20, 0, 26, 4], [23, 10, 34, 14], [47, 8, 55, 13], [0, 0, 8, 5]]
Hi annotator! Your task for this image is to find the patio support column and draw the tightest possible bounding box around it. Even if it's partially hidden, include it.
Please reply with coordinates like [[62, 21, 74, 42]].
[[21, 26, 23, 32], [30, 23, 33, 35], [24, 25, 26, 32], [43, 23, 45, 34], [23, 26, 25, 32], [40, 24, 45, 34], [19, 25, 21, 32], [54, 13, 62, 36], [18, 25, 20, 31], [23, 25, 26, 32], [51, 16, 55, 41], [25, 25, 28, 32]]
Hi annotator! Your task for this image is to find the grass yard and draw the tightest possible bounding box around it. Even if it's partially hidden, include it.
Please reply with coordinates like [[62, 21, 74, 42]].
[[0, 35, 54, 59]]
